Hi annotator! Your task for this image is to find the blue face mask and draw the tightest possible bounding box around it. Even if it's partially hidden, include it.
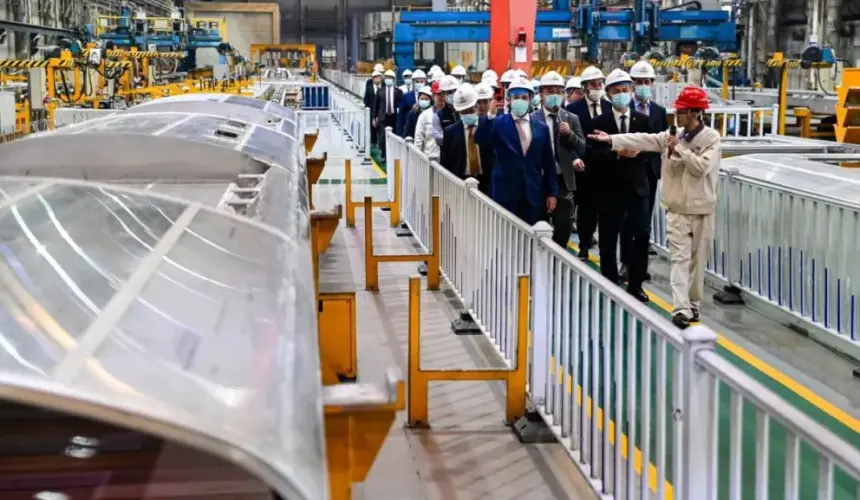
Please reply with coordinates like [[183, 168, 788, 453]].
[[384, 78, 394, 86], [531, 95, 541, 107], [635, 85, 651, 100], [461, 113, 479, 126], [419, 99, 431, 109], [611, 92, 632, 109], [544, 94, 564, 109], [445, 94, 455, 105], [510, 99, 530, 117]]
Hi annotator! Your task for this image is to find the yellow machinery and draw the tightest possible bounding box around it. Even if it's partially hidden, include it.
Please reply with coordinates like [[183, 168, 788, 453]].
[[251, 43, 318, 79], [836, 68, 860, 144]]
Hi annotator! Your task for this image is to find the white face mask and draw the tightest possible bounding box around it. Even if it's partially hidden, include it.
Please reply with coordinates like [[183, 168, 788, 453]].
[[587, 88, 604, 102]]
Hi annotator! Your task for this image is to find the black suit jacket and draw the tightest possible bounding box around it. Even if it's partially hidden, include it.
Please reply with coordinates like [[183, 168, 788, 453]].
[[633, 100, 670, 180], [440, 118, 494, 194], [587, 109, 650, 199], [375, 86, 403, 124], [364, 80, 381, 112], [567, 98, 614, 181]]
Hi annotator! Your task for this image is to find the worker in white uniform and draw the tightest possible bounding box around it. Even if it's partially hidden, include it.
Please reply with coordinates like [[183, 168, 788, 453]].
[[588, 86, 720, 329], [414, 80, 445, 160]]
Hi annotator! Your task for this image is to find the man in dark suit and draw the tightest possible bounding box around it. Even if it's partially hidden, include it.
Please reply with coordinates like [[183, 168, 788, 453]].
[[375, 69, 403, 160], [566, 66, 612, 261], [364, 69, 383, 146], [397, 69, 426, 137], [440, 83, 493, 194], [587, 69, 651, 302], [530, 71, 586, 248], [620, 60, 670, 281]]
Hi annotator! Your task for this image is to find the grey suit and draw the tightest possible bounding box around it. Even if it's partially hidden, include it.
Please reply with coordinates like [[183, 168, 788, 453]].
[[531, 106, 586, 247]]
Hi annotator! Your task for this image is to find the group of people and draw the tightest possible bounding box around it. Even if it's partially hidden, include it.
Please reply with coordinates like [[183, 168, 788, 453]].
[[362, 61, 720, 329]]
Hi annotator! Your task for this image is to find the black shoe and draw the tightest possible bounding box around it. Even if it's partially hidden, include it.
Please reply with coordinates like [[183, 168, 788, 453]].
[[672, 313, 691, 329], [629, 289, 649, 303], [619, 265, 629, 282], [691, 308, 700, 322], [577, 250, 589, 262]]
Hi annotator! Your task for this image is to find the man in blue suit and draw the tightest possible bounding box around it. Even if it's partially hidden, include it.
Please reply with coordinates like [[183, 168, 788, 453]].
[[397, 69, 426, 137], [620, 60, 670, 280], [475, 77, 557, 225], [440, 83, 494, 194], [566, 66, 612, 260]]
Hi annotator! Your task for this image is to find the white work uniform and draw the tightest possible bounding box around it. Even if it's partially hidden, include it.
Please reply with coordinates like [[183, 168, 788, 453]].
[[414, 106, 441, 160], [608, 124, 721, 319]]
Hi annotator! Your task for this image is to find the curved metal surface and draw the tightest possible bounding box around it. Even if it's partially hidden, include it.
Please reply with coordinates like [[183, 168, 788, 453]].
[[724, 154, 860, 205], [0, 177, 325, 500]]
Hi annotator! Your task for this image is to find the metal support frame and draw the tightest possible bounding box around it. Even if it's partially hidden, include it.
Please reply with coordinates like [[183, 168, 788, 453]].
[[0, 20, 76, 39], [407, 275, 529, 427], [344, 159, 400, 228], [363, 195, 440, 292]]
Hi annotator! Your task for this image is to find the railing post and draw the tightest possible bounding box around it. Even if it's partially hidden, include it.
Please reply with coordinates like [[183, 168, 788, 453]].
[[363, 106, 371, 163], [679, 325, 719, 500], [451, 176, 483, 335], [714, 167, 744, 305], [529, 222, 555, 405]]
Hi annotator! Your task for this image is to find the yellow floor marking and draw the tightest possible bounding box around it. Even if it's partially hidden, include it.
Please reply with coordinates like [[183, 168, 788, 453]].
[[566, 241, 860, 435]]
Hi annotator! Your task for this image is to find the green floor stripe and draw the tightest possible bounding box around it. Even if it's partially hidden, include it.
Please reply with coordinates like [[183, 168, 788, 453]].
[[370, 147, 386, 173], [317, 178, 388, 185]]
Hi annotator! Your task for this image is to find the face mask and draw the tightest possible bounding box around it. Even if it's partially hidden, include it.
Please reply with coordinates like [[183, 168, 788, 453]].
[[587, 88, 604, 102], [418, 99, 431, 109], [510, 99, 530, 117], [445, 94, 455, 105], [461, 113, 479, 126], [405, 78, 412, 85], [414, 80, 425, 88], [544, 94, 564, 109], [531, 95, 541, 107], [635, 85, 651, 100], [611, 92, 632, 109], [456, 78, 464, 85], [373, 79, 382, 86], [384, 78, 394, 86]]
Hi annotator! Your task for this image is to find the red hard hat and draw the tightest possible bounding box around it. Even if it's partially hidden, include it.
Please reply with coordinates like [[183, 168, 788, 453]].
[[674, 86, 709, 110], [431, 81, 441, 94]]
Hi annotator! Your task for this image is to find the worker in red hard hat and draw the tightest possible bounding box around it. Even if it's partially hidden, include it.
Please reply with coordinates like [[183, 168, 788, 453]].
[[588, 85, 720, 329]]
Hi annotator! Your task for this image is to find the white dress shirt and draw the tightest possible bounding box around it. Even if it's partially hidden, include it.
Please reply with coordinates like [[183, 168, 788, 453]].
[[542, 107, 560, 173], [515, 113, 532, 154], [587, 97, 603, 118], [612, 107, 630, 133]]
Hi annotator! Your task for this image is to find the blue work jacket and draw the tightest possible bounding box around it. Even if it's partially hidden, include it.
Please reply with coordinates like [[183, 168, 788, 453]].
[[475, 113, 558, 225], [396, 90, 417, 137]]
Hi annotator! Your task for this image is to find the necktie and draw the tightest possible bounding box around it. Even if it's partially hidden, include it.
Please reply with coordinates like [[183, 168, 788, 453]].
[[517, 118, 531, 154], [467, 126, 480, 176], [619, 114, 627, 134], [639, 102, 648, 116], [548, 113, 559, 160], [591, 103, 598, 118]]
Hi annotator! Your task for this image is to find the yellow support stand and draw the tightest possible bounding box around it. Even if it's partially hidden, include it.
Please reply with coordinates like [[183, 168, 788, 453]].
[[406, 275, 530, 427], [363, 195, 440, 292], [836, 68, 860, 145], [311, 205, 342, 255], [344, 159, 401, 228]]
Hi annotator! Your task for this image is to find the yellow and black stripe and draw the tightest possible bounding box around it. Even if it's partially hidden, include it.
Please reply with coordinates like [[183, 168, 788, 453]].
[[767, 59, 803, 68], [0, 59, 76, 68], [83, 49, 186, 59], [105, 61, 133, 69], [624, 58, 744, 69]]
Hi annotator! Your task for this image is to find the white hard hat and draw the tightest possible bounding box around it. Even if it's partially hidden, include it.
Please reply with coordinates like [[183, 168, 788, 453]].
[[402, 68, 413, 77], [580, 66, 605, 83], [630, 60, 657, 79], [412, 69, 426, 79], [384, 69, 396, 78], [452, 83, 478, 111], [372, 70, 382, 77], [451, 65, 467, 77], [481, 69, 498, 81], [605, 68, 633, 87], [539, 70, 565, 88], [530, 79, 541, 91], [429, 71, 443, 82], [475, 82, 494, 100], [515, 69, 528, 79], [374, 63, 385, 73], [500, 69, 515, 83], [508, 76, 533, 93], [565, 76, 581, 90], [418, 85, 433, 97], [481, 76, 498, 88], [439, 74, 459, 92], [429, 65, 442, 74]]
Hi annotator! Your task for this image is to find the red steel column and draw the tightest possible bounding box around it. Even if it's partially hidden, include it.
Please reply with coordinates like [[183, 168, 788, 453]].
[[489, 0, 538, 76]]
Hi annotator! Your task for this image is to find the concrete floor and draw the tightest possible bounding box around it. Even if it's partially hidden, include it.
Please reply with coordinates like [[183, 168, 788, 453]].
[[316, 184, 600, 500]]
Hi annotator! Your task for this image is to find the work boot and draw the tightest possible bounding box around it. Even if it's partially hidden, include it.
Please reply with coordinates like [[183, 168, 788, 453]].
[[672, 313, 691, 329], [691, 308, 700, 322]]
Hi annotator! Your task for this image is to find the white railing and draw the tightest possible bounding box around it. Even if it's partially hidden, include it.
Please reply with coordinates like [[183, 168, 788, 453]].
[[379, 128, 860, 500], [329, 92, 371, 163], [323, 69, 367, 99]]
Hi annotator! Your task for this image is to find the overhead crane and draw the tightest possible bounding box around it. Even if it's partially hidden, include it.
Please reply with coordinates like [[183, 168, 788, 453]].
[[392, 0, 738, 78]]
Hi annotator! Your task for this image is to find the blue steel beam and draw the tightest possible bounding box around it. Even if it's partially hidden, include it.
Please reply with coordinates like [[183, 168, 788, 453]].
[[399, 11, 572, 23], [395, 24, 574, 44]]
